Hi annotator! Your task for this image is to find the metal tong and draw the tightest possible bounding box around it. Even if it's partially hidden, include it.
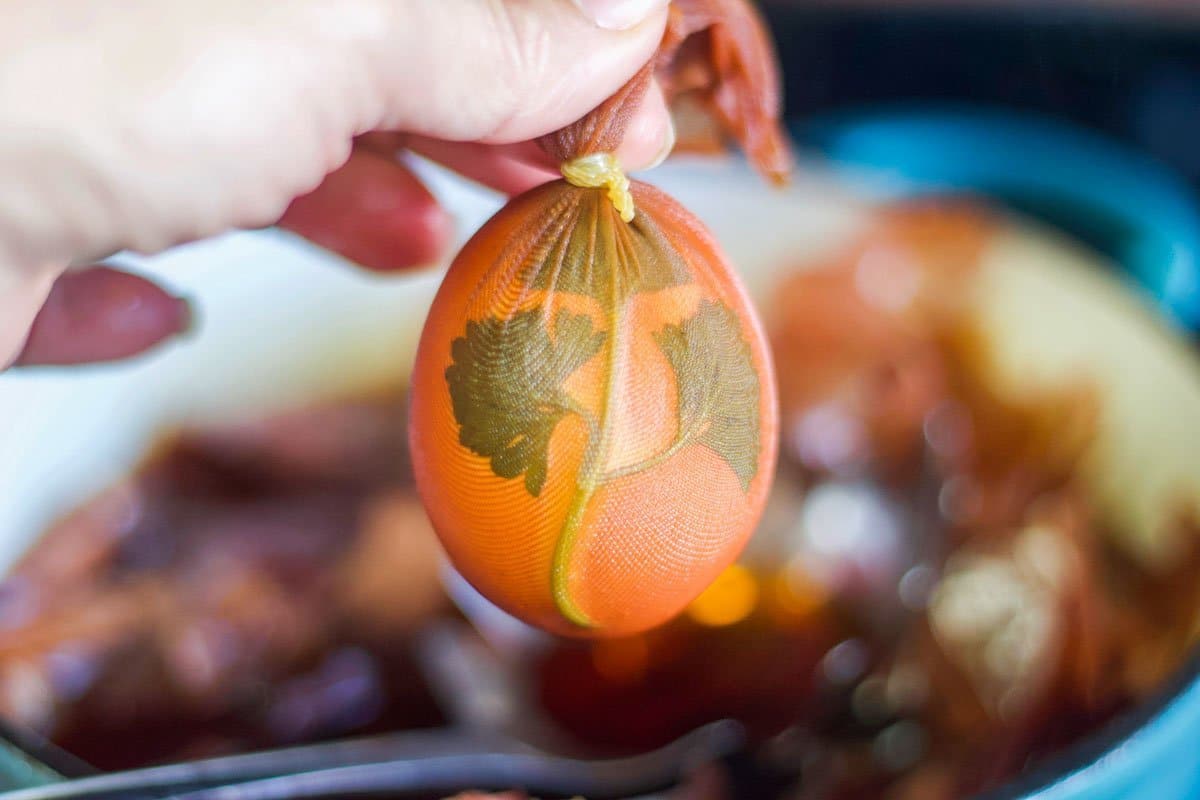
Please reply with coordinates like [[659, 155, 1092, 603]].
[[0, 722, 743, 800], [0, 620, 745, 800]]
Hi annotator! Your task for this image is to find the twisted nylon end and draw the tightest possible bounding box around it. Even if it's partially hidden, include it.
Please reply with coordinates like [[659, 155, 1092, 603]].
[[561, 153, 635, 223]]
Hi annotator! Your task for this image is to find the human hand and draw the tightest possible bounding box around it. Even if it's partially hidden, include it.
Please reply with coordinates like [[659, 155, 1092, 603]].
[[1, 0, 673, 369]]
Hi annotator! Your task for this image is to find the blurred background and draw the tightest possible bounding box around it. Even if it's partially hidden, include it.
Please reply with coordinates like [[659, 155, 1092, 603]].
[[761, 0, 1200, 332], [766, 0, 1200, 186]]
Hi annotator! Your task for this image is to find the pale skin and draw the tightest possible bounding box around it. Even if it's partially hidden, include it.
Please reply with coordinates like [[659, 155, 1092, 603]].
[[0, 0, 674, 368]]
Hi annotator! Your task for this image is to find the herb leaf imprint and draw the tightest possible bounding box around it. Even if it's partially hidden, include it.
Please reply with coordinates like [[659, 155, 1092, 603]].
[[446, 309, 605, 497], [653, 299, 761, 491]]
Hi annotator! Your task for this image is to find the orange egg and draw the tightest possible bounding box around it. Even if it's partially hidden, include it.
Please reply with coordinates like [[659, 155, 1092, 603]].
[[409, 179, 778, 637]]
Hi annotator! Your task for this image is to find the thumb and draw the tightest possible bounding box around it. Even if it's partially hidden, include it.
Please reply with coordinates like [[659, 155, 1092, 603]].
[[356, 0, 670, 144], [571, 0, 671, 30]]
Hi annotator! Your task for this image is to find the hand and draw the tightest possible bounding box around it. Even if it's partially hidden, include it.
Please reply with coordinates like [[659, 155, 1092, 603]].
[[1, 0, 674, 369]]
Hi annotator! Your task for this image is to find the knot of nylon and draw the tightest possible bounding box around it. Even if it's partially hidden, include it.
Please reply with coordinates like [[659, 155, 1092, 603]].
[[561, 153, 635, 223]]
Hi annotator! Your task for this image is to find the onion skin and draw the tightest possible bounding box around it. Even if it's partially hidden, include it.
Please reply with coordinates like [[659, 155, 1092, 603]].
[[659, 0, 793, 184], [409, 180, 777, 637]]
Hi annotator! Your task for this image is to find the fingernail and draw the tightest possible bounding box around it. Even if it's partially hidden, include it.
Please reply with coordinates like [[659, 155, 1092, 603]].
[[571, 0, 669, 30], [645, 117, 676, 170]]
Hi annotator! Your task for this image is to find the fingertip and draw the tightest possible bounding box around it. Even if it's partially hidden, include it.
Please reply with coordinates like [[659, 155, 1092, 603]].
[[615, 79, 675, 172], [403, 196, 455, 269], [278, 149, 451, 272], [456, 0, 670, 144], [14, 267, 191, 367]]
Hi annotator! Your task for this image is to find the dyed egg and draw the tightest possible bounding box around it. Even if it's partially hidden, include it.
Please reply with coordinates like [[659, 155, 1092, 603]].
[[409, 178, 777, 637]]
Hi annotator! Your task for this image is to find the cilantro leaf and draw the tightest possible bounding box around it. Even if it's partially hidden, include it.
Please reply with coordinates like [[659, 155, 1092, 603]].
[[654, 299, 762, 491], [446, 309, 605, 497]]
